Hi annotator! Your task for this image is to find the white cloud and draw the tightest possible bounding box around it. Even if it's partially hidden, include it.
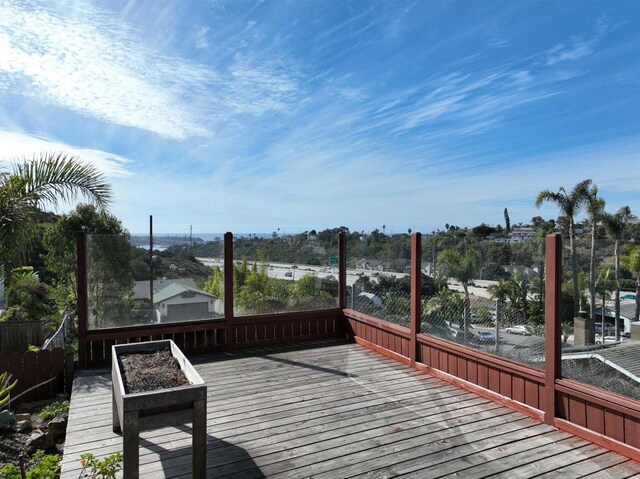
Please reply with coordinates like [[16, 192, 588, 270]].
[[0, 2, 301, 140], [0, 130, 132, 178], [0, 2, 214, 139], [195, 27, 210, 49], [545, 37, 596, 66]]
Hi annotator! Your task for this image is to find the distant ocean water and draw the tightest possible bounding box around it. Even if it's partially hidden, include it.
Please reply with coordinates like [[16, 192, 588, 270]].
[[131, 232, 274, 250]]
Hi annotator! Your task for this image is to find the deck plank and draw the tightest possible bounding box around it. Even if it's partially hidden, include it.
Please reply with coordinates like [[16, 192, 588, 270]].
[[61, 339, 640, 479]]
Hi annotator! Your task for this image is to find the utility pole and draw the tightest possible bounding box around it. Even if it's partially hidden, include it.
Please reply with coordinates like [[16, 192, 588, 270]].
[[149, 215, 154, 308]]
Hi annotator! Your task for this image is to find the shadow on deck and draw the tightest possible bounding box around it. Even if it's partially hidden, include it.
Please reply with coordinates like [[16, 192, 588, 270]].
[[61, 339, 640, 478]]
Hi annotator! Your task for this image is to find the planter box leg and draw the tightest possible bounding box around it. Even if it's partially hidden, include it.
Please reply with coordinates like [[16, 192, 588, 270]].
[[112, 395, 121, 434], [193, 398, 207, 478], [123, 411, 139, 479]]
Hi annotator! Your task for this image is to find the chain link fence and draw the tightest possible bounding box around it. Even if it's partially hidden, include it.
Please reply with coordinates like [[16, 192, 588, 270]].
[[420, 234, 546, 369], [560, 236, 640, 400]]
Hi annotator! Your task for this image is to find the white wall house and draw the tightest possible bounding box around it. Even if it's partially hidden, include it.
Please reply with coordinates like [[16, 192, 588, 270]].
[[153, 283, 221, 323]]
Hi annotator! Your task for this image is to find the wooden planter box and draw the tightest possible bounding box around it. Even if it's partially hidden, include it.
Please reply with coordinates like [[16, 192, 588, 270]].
[[112, 340, 206, 478]]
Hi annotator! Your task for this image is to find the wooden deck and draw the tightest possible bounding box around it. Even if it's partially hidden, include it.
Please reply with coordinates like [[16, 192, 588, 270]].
[[61, 340, 640, 478]]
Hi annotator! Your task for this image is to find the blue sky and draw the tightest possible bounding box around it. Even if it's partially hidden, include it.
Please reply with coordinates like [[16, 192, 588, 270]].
[[1, 0, 640, 234]]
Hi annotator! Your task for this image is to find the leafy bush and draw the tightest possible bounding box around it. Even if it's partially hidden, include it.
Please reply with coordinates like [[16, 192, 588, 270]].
[[0, 450, 60, 479], [39, 399, 69, 421], [79, 452, 123, 478]]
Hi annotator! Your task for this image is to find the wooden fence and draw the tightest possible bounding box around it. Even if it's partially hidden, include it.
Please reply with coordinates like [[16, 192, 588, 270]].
[[0, 348, 72, 406], [344, 232, 640, 462], [75, 231, 640, 461], [0, 321, 43, 353], [75, 232, 344, 367]]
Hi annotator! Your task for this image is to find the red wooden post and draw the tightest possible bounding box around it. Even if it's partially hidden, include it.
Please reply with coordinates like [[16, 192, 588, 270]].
[[76, 232, 88, 368], [410, 233, 421, 366], [544, 233, 562, 426], [224, 232, 234, 348], [338, 232, 347, 310]]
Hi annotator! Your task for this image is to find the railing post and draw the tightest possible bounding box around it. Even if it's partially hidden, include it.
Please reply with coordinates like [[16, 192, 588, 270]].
[[224, 232, 234, 348], [75, 232, 88, 368], [544, 233, 562, 426], [338, 232, 347, 310], [338, 232, 348, 338], [410, 233, 421, 366]]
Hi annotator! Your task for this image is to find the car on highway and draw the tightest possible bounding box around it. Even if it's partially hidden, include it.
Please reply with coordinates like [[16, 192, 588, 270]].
[[505, 325, 533, 335], [284, 271, 293, 277], [621, 294, 636, 300]]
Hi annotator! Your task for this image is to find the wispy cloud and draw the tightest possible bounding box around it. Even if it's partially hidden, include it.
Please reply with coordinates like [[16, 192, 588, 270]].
[[0, 2, 214, 139], [195, 27, 210, 49], [545, 36, 597, 66], [0, 130, 132, 178], [0, 1, 301, 139]]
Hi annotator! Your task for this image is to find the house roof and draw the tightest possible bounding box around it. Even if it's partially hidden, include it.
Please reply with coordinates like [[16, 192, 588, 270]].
[[133, 278, 197, 300], [153, 282, 217, 304], [562, 340, 640, 384], [358, 292, 382, 307]]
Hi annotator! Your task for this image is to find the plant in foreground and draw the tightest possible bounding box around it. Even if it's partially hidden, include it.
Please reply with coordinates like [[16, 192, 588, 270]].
[[0, 371, 18, 409], [38, 400, 70, 421], [78, 453, 123, 478], [0, 450, 60, 479]]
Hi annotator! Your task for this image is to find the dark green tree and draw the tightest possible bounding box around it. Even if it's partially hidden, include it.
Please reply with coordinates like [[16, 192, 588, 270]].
[[504, 208, 511, 233]]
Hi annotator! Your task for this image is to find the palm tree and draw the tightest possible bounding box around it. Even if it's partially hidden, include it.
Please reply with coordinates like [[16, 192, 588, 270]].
[[595, 266, 613, 341], [437, 248, 479, 344], [622, 245, 640, 322], [535, 179, 591, 316], [602, 206, 632, 340], [0, 152, 111, 283], [583, 183, 605, 321], [488, 278, 510, 353]]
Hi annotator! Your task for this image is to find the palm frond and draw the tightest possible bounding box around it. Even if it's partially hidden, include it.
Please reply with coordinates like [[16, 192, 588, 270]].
[[14, 152, 111, 209]]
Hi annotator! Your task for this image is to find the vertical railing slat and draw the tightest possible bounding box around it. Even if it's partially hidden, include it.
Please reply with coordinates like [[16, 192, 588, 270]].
[[76, 232, 88, 368], [410, 232, 421, 366], [224, 232, 234, 348], [544, 233, 562, 426]]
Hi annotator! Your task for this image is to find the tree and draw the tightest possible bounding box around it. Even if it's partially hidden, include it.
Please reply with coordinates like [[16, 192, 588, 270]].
[[43, 204, 126, 314], [488, 278, 510, 354], [583, 183, 605, 322], [422, 288, 463, 338], [203, 265, 224, 298], [437, 249, 479, 343], [0, 153, 110, 284], [622, 245, 640, 322], [602, 206, 632, 340], [535, 179, 591, 316], [504, 208, 511, 233], [1, 266, 55, 322]]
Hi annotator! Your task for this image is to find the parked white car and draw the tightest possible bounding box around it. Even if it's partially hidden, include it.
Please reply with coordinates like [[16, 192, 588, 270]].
[[595, 335, 617, 345], [505, 325, 533, 336]]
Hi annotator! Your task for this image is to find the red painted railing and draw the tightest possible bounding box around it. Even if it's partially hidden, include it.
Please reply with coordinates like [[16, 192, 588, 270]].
[[343, 232, 640, 462], [75, 231, 640, 461]]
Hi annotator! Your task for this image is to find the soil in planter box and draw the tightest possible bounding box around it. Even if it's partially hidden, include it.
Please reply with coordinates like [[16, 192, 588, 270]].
[[119, 349, 190, 394]]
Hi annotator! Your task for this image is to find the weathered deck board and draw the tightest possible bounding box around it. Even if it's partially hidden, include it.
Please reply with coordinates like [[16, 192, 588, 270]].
[[61, 339, 640, 478]]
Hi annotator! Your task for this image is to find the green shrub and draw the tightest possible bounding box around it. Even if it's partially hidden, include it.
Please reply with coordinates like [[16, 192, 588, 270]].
[[79, 452, 123, 478], [39, 400, 69, 421], [0, 451, 60, 479]]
